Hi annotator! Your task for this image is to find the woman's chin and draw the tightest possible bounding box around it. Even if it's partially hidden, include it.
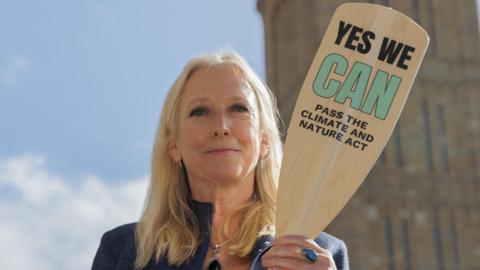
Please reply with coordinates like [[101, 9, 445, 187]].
[[204, 169, 250, 185], [208, 173, 242, 183]]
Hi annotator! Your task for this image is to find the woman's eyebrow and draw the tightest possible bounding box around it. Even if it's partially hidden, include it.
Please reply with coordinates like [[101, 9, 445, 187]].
[[186, 94, 251, 107]]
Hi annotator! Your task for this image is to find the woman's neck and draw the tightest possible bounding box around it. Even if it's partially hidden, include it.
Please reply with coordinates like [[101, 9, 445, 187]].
[[188, 173, 255, 242]]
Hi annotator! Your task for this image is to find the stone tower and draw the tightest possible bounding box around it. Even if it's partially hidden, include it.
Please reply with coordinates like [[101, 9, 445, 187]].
[[257, 0, 480, 269]]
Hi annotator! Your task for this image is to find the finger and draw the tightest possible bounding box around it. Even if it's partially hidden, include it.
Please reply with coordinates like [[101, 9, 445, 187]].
[[262, 256, 330, 270], [262, 244, 304, 261], [273, 235, 317, 250], [273, 235, 331, 256], [262, 247, 333, 268]]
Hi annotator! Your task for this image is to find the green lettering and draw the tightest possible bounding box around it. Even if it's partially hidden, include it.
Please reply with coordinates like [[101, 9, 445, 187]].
[[313, 53, 348, 98], [334, 62, 372, 110], [362, 70, 401, 120]]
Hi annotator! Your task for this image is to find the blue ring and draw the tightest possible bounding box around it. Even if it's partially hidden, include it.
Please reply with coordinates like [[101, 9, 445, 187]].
[[302, 248, 318, 263]]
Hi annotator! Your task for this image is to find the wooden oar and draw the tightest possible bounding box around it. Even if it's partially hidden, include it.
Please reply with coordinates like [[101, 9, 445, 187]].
[[276, 3, 429, 238]]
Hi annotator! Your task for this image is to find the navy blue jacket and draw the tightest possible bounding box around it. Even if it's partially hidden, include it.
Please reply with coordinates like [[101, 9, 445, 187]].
[[92, 201, 349, 270]]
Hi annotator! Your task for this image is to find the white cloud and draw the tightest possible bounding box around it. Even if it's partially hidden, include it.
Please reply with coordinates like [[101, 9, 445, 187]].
[[0, 154, 149, 270], [0, 54, 30, 88]]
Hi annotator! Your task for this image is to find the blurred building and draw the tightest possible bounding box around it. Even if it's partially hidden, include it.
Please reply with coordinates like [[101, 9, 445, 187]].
[[257, 0, 480, 269]]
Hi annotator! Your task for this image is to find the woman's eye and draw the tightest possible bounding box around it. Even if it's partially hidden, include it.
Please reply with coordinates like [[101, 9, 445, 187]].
[[189, 107, 209, 117], [231, 104, 249, 113]]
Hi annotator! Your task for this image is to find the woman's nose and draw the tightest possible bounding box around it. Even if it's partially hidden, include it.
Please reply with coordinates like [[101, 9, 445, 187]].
[[212, 114, 230, 137], [213, 129, 229, 137]]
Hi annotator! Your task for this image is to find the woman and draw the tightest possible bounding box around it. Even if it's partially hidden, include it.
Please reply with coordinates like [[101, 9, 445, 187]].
[[92, 50, 349, 270]]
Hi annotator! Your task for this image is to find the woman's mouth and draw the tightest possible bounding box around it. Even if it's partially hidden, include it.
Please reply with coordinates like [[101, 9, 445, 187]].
[[206, 148, 239, 154]]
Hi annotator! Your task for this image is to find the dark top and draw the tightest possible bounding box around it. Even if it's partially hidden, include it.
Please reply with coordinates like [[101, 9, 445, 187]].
[[92, 200, 349, 270]]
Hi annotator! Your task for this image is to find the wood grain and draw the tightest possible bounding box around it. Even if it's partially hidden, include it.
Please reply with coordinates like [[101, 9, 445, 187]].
[[276, 3, 429, 238]]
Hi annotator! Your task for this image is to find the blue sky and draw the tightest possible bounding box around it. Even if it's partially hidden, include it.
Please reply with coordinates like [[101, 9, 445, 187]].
[[0, 0, 264, 183], [0, 1, 263, 269]]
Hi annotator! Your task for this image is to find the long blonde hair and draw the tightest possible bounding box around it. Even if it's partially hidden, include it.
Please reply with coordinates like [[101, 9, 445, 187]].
[[135, 49, 283, 268]]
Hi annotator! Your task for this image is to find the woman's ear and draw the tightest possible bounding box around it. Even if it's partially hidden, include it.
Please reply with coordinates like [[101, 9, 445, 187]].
[[168, 139, 182, 162], [259, 131, 269, 159]]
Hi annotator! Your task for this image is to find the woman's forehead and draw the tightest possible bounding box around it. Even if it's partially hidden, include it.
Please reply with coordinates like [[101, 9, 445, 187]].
[[180, 65, 257, 105], [186, 64, 245, 88]]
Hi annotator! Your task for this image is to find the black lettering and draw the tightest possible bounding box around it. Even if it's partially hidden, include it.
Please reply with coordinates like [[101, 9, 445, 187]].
[[301, 110, 309, 118], [397, 44, 415, 70], [378, 37, 404, 65], [345, 25, 363, 50], [335, 20, 352, 45], [345, 137, 368, 150], [328, 109, 337, 118], [299, 120, 314, 131], [358, 31, 375, 54]]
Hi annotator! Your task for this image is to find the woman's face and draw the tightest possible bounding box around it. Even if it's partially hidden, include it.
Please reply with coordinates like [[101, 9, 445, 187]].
[[169, 65, 268, 187]]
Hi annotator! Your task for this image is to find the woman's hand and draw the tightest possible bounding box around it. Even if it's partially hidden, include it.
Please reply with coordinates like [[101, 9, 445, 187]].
[[261, 235, 337, 270]]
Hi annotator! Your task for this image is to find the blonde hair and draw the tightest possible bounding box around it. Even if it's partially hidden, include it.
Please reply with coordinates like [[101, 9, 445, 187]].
[[134, 49, 283, 268]]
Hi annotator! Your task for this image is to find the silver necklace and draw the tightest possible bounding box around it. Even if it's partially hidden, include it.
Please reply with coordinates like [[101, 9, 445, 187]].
[[204, 239, 229, 270]]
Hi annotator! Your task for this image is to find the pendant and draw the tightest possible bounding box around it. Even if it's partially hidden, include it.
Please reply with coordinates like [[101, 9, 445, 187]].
[[204, 240, 228, 270], [206, 259, 223, 270]]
